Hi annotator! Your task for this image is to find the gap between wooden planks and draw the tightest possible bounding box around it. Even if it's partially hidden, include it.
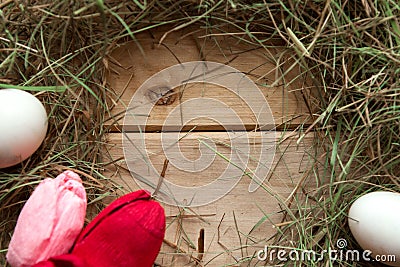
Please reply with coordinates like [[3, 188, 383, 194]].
[[103, 27, 314, 131], [102, 27, 316, 266]]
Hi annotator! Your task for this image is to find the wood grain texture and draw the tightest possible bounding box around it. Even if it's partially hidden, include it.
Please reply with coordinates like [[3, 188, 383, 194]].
[[104, 28, 314, 131], [103, 132, 315, 266], [103, 27, 316, 266]]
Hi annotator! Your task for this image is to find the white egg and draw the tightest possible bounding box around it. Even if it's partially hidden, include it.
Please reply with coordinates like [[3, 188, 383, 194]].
[[0, 89, 48, 168], [348, 191, 400, 266]]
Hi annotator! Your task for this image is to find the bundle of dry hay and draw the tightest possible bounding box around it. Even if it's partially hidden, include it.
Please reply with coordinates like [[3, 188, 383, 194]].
[[1, 1, 399, 266]]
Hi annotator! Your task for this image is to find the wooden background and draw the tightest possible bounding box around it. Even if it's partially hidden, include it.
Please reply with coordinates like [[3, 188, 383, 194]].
[[103, 27, 315, 266]]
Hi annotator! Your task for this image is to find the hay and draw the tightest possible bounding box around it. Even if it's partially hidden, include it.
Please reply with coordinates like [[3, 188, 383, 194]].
[[1, 0, 400, 266]]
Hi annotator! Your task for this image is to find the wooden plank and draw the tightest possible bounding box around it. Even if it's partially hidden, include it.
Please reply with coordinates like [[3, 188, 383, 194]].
[[102, 26, 316, 266], [104, 28, 313, 131], [103, 132, 314, 266]]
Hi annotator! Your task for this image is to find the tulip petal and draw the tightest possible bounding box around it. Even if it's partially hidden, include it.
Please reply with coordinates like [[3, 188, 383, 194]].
[[32, 254, 86, 267], [72, 190, 165, 267], [7, 171, 87, 267]]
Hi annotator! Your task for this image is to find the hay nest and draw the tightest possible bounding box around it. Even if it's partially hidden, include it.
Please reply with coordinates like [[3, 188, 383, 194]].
[[1, 1, 399, 266]]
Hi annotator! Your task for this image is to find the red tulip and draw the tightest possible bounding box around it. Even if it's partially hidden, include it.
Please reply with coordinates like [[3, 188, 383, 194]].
[[30, 254, 85, 267], [32, 190, 166, 267], [72, 190, 165, 267], [6, 171, 87, 267]]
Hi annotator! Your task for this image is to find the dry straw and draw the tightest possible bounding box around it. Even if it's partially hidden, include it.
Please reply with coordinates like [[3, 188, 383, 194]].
[[1, 1, 399, 266]]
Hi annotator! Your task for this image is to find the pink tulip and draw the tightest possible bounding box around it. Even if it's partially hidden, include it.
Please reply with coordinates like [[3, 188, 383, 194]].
[[6, 171, 87, 267], [31, 190, 165, 267]]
